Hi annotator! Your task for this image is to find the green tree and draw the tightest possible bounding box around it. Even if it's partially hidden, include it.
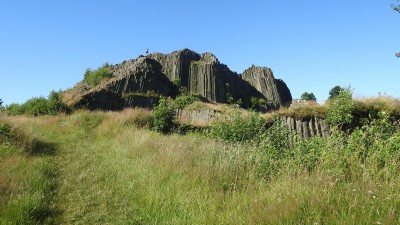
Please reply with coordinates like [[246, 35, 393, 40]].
[[151, 98, 176, 133], [393, 0, 400, 13], [326, 86, 354, 126], [300, 92, 317, 101], [23, 97, 49, 116], [6, 103, 24, 116], [328, 86, 343, 100], [47, 90, 69, 115], [393, 1, 400, 57], [84, 63, 113, 86]]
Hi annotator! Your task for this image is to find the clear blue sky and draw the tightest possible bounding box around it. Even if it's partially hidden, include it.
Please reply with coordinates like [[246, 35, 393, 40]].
[[1, 0, 399, 105]]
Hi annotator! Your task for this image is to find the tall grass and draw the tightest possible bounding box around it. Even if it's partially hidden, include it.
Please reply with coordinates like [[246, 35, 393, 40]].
[[1, 108, 399, 224], [0, 118, 56, 224]]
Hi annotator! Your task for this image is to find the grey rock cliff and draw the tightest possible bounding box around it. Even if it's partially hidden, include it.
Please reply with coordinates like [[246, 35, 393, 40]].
[[68, 49, 292, 110]]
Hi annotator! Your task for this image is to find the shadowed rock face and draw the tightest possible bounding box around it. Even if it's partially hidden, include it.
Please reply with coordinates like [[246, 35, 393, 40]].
[[68, 49, 292, 110]]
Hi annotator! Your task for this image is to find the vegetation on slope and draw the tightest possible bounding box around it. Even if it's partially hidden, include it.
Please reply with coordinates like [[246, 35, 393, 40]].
[[1, 106, 399, 224], [83, 63, 113, 87], [0, 118, 56, 224], [5, 90, 69, 116]]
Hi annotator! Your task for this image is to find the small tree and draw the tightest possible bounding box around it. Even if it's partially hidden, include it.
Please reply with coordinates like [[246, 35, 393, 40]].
[[300, 92, 317, 101], [47, 90, 69, 115], [393, 1, 400, 57], [84, 63, 113, 86], [151, 98, 176, 133], [326, 86, 354, 127], [393, 0, 400, 13], [328, 86, 343, 100]]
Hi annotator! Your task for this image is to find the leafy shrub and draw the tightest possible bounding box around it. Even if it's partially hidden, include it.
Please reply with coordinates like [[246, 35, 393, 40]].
[[23, 97, 49, 116], [250, 97, 266, 110], [326, 86, 354, 126], [151, 98, 176, 133], [175, 94, 197, 109], [6, 103, 25, 116], [6, 90, 69, 116], [47, 90, 69, 115], [0, 122, 12, 144], [300, 92, 317, 101], [84, 63, 112, 86], [208, 111, 266, 142]]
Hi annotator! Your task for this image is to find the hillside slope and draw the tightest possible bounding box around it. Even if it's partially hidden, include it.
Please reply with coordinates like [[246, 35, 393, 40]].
[[1, 110, 399, 224]]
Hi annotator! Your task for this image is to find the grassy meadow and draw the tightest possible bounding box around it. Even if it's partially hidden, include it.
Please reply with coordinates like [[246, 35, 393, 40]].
[[1, 105, 400, 224]]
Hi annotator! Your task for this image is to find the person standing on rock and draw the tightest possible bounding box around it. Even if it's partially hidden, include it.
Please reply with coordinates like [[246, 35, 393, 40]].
[[146, 48, 149, 55]]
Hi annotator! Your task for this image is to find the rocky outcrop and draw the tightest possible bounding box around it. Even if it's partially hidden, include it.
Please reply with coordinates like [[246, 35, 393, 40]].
[[149, 49, 291, 108], [280, 116, 331, 140], [176, 109, 217, 124], [68, 49, 292, 111]]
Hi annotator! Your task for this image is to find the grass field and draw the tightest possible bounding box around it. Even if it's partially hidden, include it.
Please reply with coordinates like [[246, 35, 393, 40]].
[[1, 109, 399, 224]]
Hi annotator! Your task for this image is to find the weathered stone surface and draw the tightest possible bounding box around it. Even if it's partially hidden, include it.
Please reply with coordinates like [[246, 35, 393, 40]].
[[281, 116, 331, 139], [68, 49, 292, 111], [176, 109, 216, 124], [107, 57, 175, 95], [242, 66, 292, 107], [123, 96, 159, 109]]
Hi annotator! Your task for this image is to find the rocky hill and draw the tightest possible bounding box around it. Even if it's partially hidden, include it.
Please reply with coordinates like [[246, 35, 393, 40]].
[[64, 49, 292, 110]]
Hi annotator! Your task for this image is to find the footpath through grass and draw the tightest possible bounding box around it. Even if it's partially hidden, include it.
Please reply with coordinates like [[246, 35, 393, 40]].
[[1, 110, 400, 224]]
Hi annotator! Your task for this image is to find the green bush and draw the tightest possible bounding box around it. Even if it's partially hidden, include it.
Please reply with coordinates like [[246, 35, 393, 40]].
[[208, 111, 266, 142], [326, 86, 354, 126], [0, 122, 12, 144], [250, 97, 266, 110], [47, 90, 69, 115], [84, 63, 112, 86], [5, 90, 69, 116], [151, 98, 176, 133], [6, 103, 25, 116], [175, 94, 197, 109], [23, 97, 49, 116]]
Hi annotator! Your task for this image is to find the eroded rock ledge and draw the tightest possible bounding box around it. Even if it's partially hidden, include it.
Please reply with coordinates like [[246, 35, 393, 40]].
[[67, 49, 292, 111]]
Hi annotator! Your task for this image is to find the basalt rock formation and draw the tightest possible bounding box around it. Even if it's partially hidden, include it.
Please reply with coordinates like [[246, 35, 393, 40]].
[[66, 49, 292, 110]]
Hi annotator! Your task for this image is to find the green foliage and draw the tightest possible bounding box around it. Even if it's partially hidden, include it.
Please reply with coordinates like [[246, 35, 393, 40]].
[[0, 122, 56, 224], [250, 97, 266, 110], [173, 78, 181, 87], [6, 90, 69, 116], [208, 111, 266, 142], [151, 98, 176, 133], [23, 97, 49, 116], [84, 63, 113, 86], [300, 92, 316, 101], [175, 94, 197, 109], [47, 90, 69, 115], [328, 85, 343, 100], [0, 123, 12, 144], [326, 87, 354, 126], [226, 93, 234, 104], [2, 110, 400, 224], [6, 103, 25, 116], [392, 0, 400, 13], [393, 1, 400, 57]]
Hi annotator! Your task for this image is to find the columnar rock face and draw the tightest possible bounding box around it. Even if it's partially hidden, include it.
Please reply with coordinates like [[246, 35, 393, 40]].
[[149, 49, 291, 107], [68, 49, 292, 110], [280, 116, 331, 140], [242, 66, 292, 106]]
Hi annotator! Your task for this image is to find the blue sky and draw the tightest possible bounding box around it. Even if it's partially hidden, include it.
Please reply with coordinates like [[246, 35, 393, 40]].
[[1, 0, 399, 105]]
